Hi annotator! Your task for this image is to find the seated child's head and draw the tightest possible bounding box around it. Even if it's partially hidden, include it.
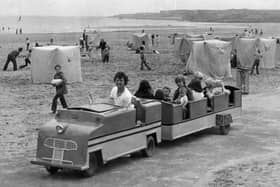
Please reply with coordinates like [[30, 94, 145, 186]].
[[175, 74, 185, 88], [178, 87, 187, 97], [154, 89, 165, 100], [193, 71, 204, 80], [205, 78, 215, 89], [162, 86, 171, 98]]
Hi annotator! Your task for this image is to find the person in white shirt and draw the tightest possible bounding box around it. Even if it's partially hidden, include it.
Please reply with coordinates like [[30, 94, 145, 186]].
[[110, 72, 133, 108], [174, 87, 189, 108]]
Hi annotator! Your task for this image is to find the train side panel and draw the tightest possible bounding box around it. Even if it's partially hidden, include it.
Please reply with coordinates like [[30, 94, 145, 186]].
[[162, 107, 241, 141], [88, 122, 161, 162]]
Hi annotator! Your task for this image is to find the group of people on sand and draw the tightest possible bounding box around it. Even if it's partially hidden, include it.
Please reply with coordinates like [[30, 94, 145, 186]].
[[242, 28, 263, 37], [2, 37, 58, 71]]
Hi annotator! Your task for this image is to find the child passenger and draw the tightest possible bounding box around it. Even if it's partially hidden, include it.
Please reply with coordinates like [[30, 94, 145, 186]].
[[162, 86, 171, 101], [174, 87, 188, 108], [173, 75, 193, 101]]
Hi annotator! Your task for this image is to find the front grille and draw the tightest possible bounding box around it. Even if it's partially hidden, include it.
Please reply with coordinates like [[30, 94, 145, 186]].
[[44, 138, 78, 151], [42, 138, 78, 165]]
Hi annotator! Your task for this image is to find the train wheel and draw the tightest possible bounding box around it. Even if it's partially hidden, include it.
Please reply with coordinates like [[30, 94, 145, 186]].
[[83, 153, 98, 177], [142, 136, 155, 157], [45, 166, 59, 175], [219, 124, 230, 135]]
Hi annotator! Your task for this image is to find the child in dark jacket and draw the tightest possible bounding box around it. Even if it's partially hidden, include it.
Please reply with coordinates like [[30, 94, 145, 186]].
[[19, 49, 32, 69], [51, 65, 68, 113]]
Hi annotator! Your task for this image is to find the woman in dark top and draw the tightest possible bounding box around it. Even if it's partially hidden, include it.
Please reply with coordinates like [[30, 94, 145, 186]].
[[134, 80, 154, 99]]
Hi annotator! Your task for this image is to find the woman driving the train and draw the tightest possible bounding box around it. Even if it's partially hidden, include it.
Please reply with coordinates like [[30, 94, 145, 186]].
[[110, 71, 134, 108]]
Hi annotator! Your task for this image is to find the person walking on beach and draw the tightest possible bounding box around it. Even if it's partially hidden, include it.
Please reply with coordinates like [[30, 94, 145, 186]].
[[251, 48, 262, 75], [19, 49, 32, 69], [51, 65, 68, 113], [155, 34, 160, 47], [3, 47, 23, 71], [25, 37, 30, 51], [96, 38, 107, 62], [103, 44, 110, 63], [151, 34, 155, 46], [139, 46, 151, 71]]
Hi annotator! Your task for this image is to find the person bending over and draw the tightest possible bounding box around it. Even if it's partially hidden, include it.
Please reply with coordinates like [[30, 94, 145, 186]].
[[3, 47, 23, 71]]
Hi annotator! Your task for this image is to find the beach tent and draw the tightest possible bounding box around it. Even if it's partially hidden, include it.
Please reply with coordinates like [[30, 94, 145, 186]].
[[31, 45, 82, 83], [185, 39, 232, 79], [236, 38, 277, 69], [215, 35, 239, 51], [131, 33, 150, 50], [174, 37, 204, 63], [185, 33, 205, 39]]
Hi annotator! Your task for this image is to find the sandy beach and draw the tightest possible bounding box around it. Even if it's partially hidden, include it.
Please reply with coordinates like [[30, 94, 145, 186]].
[[1, 26, 280, 186]]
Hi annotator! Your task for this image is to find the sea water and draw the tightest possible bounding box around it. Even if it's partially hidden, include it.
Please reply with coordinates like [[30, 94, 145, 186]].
[[0, 16, 278, 36]]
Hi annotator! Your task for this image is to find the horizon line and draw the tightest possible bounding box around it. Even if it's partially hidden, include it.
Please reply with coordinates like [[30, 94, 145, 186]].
[[1, 8, 280, 17]]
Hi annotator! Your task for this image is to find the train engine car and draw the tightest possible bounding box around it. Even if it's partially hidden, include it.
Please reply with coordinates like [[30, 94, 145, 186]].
[[31, 100, 162, 177]]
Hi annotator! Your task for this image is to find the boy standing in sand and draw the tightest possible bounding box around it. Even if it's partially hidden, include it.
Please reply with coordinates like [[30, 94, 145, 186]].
[[3, 47, 23, 71], [51, 65, 68, 113], [251, 48, 262, 75]]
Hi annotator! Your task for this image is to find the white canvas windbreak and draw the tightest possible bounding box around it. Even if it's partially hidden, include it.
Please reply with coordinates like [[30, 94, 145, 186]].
[[237, 38, 277, 69], [174, 37, 204, 63], [31, 45, 82, 83], [186, 40, 232, 79], [132, 33, 150, 50]]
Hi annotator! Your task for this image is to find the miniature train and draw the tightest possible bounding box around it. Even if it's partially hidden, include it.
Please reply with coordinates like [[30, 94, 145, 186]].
[[31, 85, 242, 177]]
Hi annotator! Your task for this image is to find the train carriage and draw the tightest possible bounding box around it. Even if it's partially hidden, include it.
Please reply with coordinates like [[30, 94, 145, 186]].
[[161, 85, 242, 140], [31, 85, 242, 177]]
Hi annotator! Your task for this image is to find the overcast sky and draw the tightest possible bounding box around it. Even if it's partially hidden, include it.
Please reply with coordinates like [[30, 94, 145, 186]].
[[0, 0, 279, 16]]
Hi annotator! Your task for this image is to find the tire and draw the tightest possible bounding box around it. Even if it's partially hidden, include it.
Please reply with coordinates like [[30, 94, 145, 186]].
[[219, 124, 230, 135], [142, 136, 156, 157], [83, 153, 99, 177], [45, 166, 59, 175]]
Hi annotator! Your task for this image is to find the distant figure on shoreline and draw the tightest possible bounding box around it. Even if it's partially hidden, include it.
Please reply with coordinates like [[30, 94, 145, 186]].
[[35, 41, 40, 47], [16, 28, 18, 35], [2, 47, 23, 71], [155, 34, 160, 47], [48, 38, 54, 45], [151, 34, 155, 46], [19, 28, 22, 34]]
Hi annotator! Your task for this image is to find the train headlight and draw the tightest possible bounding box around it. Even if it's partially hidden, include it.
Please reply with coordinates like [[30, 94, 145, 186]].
[[56, 124, 65, 134]]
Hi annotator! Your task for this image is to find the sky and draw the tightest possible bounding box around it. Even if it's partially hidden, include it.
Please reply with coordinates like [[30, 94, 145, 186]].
[[0, 0, 279, 16]]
